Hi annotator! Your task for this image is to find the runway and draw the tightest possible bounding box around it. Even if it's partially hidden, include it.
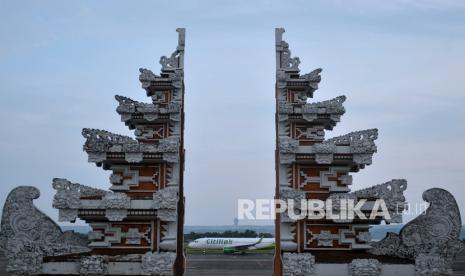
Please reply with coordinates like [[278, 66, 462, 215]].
[[186, 254, 273, 275]]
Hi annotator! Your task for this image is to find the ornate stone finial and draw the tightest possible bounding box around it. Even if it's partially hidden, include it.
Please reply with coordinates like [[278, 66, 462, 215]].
[[159, 28, 186, 71], [275, 28, 300, 71]]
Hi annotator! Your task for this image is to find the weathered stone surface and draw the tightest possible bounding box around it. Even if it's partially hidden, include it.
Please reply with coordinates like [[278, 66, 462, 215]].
[[153, 187, 178, 210], [0, 186, 89, 275], [80, 255, 108, 275], [282, 252, 315, 276], [348, 259, 381, 276], [352, 179, 408, 223], [370, 188, 463, 274], [141, 251, 175, 275], [83, 128, 179, 153]]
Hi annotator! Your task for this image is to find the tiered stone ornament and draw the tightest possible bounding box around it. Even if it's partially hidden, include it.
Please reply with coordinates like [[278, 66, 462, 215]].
[[0, 29, 186, 275], [273, 28, 463, 276]]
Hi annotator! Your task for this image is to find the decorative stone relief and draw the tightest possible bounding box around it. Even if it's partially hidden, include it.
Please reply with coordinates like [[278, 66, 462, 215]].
[[280, 153, 296, 164], [279, 136, 299, 164], [83, 128, 179, 161], [324, 128, 378, 154], [279, 96, 346, 121], [139, 68, 159, 89], [123, 227, 151, 245], [348, 259, 381, 276], [80, 255, 108, 275], [88, 223, 122, 247], [370, 188, 463, 273], [160, 51, 181, 70], [157, 209, 178, 222], [58, 209, 79, 222], [0, 186, 90, 275], [313, 142, 337, 164], [153, 187, 178, 210], [276, 28, 300, 70], [328, 193, 358, 210], [115, 95, 181, 123], [415, 253, 452, 276], [110, 166, 159, 191], [338, 225, 372, 249], [141, 251, 176, 276], [300, 167, 351, 192], [301, 68, 323, 91], [353, 179, 407, 223], [100, 193, 130, 221], [82, 128, 137, 153], [315, 230, 338, 247], [101, 192, 130, 209], [53, 178, 107, 209], [282, 252, 315, 276], [280, 187, 305, 204], [125, 152, 144, 163]]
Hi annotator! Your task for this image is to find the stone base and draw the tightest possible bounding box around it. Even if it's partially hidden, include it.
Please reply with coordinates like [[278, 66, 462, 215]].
[[315, 263, 415, 276], [42, 252, 175, 276]]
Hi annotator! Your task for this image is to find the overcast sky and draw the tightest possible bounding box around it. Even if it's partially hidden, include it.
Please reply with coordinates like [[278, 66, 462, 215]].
[[1, 0, 464, 226]]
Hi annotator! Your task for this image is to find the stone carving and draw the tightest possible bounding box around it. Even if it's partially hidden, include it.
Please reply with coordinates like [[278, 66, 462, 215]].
[[83, 128, 179, 156], [124, 227, 151, 245], [279, 136, 299, 153], [141, 251, 176, 276], [115, 95, 181, 123], [280, 187, 305, 204], [82, 128, 137, 152], [139, 68, 159, 88], [415, 253, 452, 276], [328, 193, 358, 210], [316, 230, 338, 247], [53, 178, 107, 209], [100, 192, 130, 221], [276, 28, 300, 70], [157, 209, 178, 222], [302, 68, 323, 90], [282, 252, 315, 276], [279, 96, 345, 117], [353, 179, 407, 223], [101, 192, 130, 209], [159, 29, 184, 71], [348, 259, 381, 276], [58, 209, 79, 222], [80, 255, 108, 275], [309, 129, 378, 166], [0, 186, 90, 275], [370, 188, 463, 274], [53, 178, 107, 222], [153, 187, 178, 210], [325, 128, 378, 154]]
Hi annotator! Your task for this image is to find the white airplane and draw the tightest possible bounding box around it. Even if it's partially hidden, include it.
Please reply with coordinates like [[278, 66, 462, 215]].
[[188, 237, 275, 254]]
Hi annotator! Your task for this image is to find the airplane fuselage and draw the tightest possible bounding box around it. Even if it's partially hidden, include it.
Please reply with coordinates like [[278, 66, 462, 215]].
[[188, 237, 275, 251]]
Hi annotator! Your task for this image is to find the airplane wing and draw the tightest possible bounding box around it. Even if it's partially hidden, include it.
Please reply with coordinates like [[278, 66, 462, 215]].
[[224, 237, 263, 251]]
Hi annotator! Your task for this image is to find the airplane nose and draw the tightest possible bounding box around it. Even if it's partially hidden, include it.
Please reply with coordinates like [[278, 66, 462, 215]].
[[188, 242, 194, 248]]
